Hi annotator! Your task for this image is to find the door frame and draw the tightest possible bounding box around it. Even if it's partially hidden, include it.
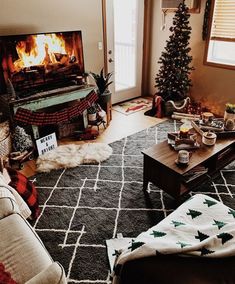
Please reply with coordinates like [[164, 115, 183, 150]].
[[101, 0, 151, 102], [102, 0, 108, 74]]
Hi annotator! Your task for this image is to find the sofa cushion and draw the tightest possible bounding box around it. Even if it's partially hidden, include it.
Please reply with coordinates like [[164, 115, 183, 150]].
[[7, 168, 39, 219], [25, 262, 66, 284], [0, 213, 52, 283]]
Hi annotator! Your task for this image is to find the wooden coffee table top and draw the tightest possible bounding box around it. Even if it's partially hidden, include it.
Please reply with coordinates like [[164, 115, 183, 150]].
[[142, 137, 235, 175]]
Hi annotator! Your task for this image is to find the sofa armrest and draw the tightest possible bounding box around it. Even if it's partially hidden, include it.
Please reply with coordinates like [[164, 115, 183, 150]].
[[25, 262, 67, 284], [0, 175, 31, 219], [0, 196, 19, 219]]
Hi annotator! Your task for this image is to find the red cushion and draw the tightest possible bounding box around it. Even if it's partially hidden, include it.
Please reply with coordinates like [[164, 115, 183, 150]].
[[0, 263, 18, 284], [7, 168, 40, 219]]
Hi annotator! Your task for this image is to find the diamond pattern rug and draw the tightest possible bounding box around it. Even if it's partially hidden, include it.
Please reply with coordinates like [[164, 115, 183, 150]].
[[31, 120, 235, 283]]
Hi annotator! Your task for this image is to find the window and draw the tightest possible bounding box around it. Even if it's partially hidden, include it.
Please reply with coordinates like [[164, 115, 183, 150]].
[[205, 0, 235, 69]]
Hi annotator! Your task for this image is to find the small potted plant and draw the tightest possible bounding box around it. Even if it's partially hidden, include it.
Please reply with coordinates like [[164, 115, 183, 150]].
[[87, 105, 97, 121], [224, 103, 235, 121], [89, 68, 113, 104]]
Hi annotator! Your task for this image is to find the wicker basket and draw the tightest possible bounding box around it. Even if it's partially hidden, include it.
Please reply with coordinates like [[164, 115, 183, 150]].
[[0, 133, 11, 158], [0, 121, 12, 158], [57, 120, 84, 139]]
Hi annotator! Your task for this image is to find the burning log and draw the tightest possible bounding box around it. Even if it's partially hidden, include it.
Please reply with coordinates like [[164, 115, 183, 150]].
[[46, 62, 80, 76], [0, 31, 85, 97], [54, 53, 70, 65]]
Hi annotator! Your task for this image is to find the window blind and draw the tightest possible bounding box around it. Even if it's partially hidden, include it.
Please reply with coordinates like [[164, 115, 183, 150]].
[[211, 0, 235, 41]]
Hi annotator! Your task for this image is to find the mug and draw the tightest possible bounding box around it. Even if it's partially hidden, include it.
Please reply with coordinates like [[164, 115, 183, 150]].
[[178, 150, 190, 164], [202, 131, 217, 146], [202, 112, 214, 124]]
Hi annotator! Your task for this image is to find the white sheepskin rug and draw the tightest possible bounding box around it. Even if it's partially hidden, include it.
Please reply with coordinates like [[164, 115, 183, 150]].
[[36, 143, 113, 173]]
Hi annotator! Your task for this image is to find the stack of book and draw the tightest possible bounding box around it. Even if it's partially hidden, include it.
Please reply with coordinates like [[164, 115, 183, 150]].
[[198, 119, 224, 132], [167, 132, 200, 151], [183, 165, 208, 183]]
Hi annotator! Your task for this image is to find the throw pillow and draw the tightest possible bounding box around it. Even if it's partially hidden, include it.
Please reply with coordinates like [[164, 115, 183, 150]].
[[7, 168, 40, 219], [0, 263, 18, 284]]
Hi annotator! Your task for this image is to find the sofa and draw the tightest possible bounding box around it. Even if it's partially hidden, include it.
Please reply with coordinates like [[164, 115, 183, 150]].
[[0, 173, 67, 284], [119, 253, 235, 284]]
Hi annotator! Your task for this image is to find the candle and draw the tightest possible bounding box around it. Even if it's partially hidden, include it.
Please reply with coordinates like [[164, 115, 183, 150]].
[[180, 126, 189, 138], [179, 122, 191, 138]]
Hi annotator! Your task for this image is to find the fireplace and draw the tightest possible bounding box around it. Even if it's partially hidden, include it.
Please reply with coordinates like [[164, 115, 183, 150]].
[[0, 30, 85, 98]]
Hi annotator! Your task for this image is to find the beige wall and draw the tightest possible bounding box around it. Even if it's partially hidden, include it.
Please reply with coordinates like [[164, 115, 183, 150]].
[[148, 0, 235, 116], [0, 0, 104, 73]]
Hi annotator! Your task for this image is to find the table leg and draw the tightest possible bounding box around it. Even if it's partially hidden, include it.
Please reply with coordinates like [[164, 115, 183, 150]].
[[143, 179, 149, 191], [32, 125, 40, 139], [83, 109, 88, 129], [143, 155, 149, 191]]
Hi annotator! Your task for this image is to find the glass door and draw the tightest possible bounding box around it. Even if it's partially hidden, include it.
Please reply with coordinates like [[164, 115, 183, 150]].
[[105, 0, 144, 104]]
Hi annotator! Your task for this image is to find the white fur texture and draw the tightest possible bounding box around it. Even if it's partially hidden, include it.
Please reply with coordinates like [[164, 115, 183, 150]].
[[36, 143, 113, 173]]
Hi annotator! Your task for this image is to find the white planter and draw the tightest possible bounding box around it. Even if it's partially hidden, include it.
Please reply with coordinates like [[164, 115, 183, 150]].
[[88, 113, 97, 121], [224, 111, 235, 122]]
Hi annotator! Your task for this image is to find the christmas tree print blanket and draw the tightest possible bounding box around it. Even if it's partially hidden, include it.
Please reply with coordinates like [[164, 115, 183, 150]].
[[113, 194, 235, 283]]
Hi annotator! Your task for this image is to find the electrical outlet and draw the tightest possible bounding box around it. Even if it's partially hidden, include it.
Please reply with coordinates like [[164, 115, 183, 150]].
[[98, 42, 103, 50]]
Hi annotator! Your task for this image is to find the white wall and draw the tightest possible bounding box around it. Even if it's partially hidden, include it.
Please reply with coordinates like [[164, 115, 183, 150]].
[[0, 0, 104, 73]]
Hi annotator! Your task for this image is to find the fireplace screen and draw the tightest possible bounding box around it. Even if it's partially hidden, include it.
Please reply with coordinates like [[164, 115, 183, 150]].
[[0, 30, 85, 97]]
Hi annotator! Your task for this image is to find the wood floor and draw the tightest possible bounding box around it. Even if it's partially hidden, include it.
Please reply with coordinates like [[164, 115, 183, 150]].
[[21, 108, 165, 177]]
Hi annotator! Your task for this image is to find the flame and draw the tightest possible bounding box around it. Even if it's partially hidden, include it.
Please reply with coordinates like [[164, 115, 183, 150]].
[[180, 121, 191, 134], [13, 34, 67, 70]]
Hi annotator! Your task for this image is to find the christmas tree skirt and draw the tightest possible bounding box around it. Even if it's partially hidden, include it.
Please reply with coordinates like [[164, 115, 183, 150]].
[[113, 97, 152, 115]]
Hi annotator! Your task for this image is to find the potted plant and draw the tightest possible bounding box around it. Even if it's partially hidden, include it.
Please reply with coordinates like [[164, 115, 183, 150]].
[[224, 103, 235, 121], [87, 105, 97, 121], [89, 68, 113, 104]]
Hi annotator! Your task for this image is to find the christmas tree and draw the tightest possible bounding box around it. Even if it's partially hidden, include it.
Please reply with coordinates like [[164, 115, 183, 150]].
[[155, 1, 194, 101]]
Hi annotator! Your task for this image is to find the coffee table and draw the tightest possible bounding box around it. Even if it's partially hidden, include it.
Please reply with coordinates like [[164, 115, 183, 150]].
[[142, 137, 235, 199]]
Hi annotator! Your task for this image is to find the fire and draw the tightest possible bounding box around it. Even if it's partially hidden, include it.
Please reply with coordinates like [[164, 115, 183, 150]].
[[13, 34, 67, 70]]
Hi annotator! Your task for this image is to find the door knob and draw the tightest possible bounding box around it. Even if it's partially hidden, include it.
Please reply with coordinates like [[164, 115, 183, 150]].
[[109, 58, 114, 63]]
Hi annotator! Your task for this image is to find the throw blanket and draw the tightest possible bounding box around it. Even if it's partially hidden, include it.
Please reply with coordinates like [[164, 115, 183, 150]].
[[113, 194, 235, 283], [14, 90, 98, 126]]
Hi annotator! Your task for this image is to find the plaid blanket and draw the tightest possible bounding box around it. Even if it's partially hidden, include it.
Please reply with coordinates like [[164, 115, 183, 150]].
[[14, 90, 98, 126], [7, 168, 39, 219]]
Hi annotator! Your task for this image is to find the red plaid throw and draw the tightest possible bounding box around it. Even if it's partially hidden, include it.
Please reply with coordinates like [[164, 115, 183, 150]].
[[14, 90, 98, 126], [7, 168, 40, 219], [0, 263, 17, 284]]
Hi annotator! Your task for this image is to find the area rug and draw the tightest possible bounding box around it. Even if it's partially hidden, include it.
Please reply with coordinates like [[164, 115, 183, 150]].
[[31, 120, 235, 284], [113, 97, 152, 115], [36, 143, 113, 173]]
